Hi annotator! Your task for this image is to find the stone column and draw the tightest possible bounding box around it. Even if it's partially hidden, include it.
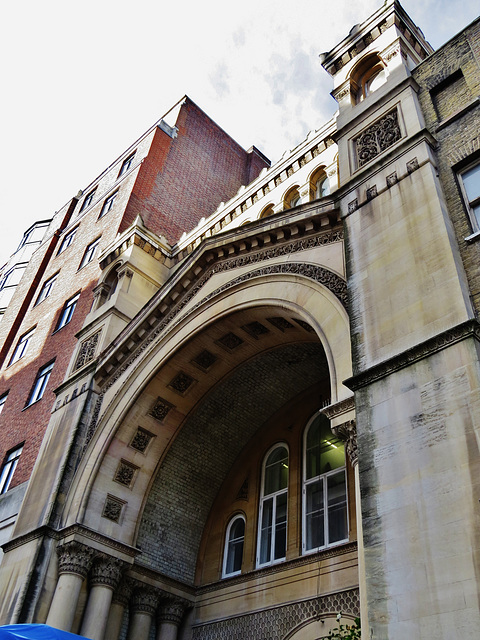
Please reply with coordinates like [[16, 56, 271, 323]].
[[104, 579, 132, 640], [126, 587, 159, 640], [156, 600, 186, 640], [331, 418, 368, 639], [80, 555, 124, 640], [46, 541, 94, 632]]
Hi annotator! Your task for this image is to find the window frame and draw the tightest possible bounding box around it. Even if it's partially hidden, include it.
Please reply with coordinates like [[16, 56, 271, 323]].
[[222, 514, 246, 578], [25, 361, 55, 407], [78, 238, 101, 270], [458, 160, 480, 234], [35, 273, 58, 306], [118, 152, 136, 177], [0, 444, 24, 494], [0, 392, 8, 415], [55, 292, 80, 331], [256, 443, 289, 568], [302, 413, 348, 555], [79, 188, 97, 213], [98, 191, 119, 219], [9, 327, 35, 366], [57, 227, 78, 255]]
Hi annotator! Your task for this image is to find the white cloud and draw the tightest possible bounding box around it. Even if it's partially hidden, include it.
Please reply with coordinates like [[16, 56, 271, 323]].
[[0, 0, 478, 266]]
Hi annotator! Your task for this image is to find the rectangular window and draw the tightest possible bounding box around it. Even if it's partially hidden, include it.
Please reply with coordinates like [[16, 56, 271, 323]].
[[26, 361, 54, 407], [79, 188, 97, 213], [35, 274, 58, 305], [56, 293, 80, 330], [9, 328, 35, 365], [78, 238, 101, 270], [99, 191, 118, 219], [118, 153, 135, 177], [0, 445, 23, 494], [0, 392, 8, 415], [459, 162, 480, 232], [57, 227, 78, 255]]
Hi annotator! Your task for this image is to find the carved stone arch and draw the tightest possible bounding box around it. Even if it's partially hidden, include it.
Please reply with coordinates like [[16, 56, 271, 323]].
[[284, 613, 358, 640], [60, 266, 352, 579]]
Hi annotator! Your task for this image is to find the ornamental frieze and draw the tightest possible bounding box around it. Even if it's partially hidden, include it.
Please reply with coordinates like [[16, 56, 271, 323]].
[[355, 109, 402, 167]]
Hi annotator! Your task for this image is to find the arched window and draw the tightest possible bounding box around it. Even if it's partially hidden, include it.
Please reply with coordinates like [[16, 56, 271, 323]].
[[310, 169, 330, 201], [351, 54, 387, 103], [303, 414, 347, 553], [259, 204, 275, 219], [257, 444, 288, 567], [223, 514, 245, 577], [283, 187, 300, 210]]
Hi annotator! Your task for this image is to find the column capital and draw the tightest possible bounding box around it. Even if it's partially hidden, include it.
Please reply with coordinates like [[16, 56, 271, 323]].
[[130, 586, 160, 616], [89, 555, 125, 590], [157, 600, 187, 626], [332, 419, 358, 467], [112, 578, 133, 607], [57, 541, 94, 579]]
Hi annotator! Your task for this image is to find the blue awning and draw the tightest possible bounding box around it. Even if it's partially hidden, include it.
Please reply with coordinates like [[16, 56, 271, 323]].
[[0, 625, 85, 640]]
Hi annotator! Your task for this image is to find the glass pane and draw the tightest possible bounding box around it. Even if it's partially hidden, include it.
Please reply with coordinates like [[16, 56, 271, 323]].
[[264, 447, 288, 494], [274, 492, 287, 560], [463, 165, 480, 202], [327, 471, 347, 544], [473, 203, 480, 229], [226, 518, 245, 575], [259, 498, 273, 564], [306, 479, 324, 550], [306, 416, 321, 479]]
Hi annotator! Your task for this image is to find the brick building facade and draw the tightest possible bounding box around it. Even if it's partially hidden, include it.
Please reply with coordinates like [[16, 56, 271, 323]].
[[0, 2, 480, 639]]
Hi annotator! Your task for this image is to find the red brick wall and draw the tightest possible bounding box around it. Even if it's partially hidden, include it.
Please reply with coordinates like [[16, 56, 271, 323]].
[[121, 98, 269, 243]]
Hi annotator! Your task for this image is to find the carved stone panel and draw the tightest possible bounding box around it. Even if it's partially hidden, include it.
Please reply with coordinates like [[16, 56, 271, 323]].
[[130, 427, 155, 453], [355, 109, 402, 167], [150, 397, 175, 422], [74, 331, 101, 371]]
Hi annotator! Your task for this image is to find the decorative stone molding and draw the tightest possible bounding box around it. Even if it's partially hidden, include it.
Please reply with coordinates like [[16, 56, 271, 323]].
[[331, 420, 358, 467], [191, 349, 218, 372], [98, 225, 345, 392], [192, 589, 359, 640], [346, 319, 480, 390], [406, 157, 419, 174], [168, 371, 197, 395], [130, 586, 160, 616], [158, 600, 187, 625], [130, 427, 155, 454], [321, 397, 355, 420], [150, 397, 175, 422], [114, 460, 139, 488], [89, 555, 125, 590], [366, 185, 377, 201], [74, 331, 101, 371], [102, 495, 126, 523], [216, 332, 244, 352], [386, 171, 398, 187], [355, 109, 402, 168], [57, 541, 94, 578]]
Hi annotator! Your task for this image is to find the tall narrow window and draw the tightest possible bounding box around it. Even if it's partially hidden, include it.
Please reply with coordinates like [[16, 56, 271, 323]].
[[56, 293, 80, 330], [9, 328, 35, 365], [35, 273, 58, 305], [257, 445, 288, 567], [223, 515, 245, 577], [78, 238, 101, 270], [118, 152, 136, 177], [99, 191, 118, 219], [0, 392, 8, 415], [79, 188, 97, 213], [303, 414, 348, 553], [26, 361, 54, 407], [459, 162, 480, 233], [0, 445, 23, 494], [57, 227, 78, 255]]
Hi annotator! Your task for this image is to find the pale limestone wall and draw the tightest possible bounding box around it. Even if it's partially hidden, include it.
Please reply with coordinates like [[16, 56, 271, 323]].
[[357, 337, 480, 638]]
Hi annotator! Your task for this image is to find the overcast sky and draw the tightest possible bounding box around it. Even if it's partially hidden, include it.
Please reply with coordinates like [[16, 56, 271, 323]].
[[1, 0, 478, 267]]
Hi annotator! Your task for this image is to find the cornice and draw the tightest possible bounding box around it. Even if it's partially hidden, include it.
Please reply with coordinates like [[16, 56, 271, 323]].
[[345, 319, 480, 391]]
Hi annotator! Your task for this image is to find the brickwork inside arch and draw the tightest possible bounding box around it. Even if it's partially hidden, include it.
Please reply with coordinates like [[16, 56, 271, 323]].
[[136, 341, 328, 583]]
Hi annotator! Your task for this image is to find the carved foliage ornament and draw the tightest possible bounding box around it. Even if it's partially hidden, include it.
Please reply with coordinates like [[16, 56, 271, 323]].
[[57, 541, 94, 578], [75, 331, 101, 371], [90, 555, 125, 589], [355, 109, 402, 167], [158, 600, 187, 625], [331, 420, 358, 467]]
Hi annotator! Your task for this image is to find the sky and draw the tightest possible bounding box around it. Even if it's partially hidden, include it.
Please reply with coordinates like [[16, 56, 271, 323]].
[[1, 0, 478, 267]]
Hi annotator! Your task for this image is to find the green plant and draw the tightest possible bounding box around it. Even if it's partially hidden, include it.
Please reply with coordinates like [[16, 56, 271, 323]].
[[327, 617, 361, 639]]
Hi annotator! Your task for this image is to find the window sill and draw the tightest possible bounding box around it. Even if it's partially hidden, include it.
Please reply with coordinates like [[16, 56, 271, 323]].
[[465, 230, 480, 243]]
